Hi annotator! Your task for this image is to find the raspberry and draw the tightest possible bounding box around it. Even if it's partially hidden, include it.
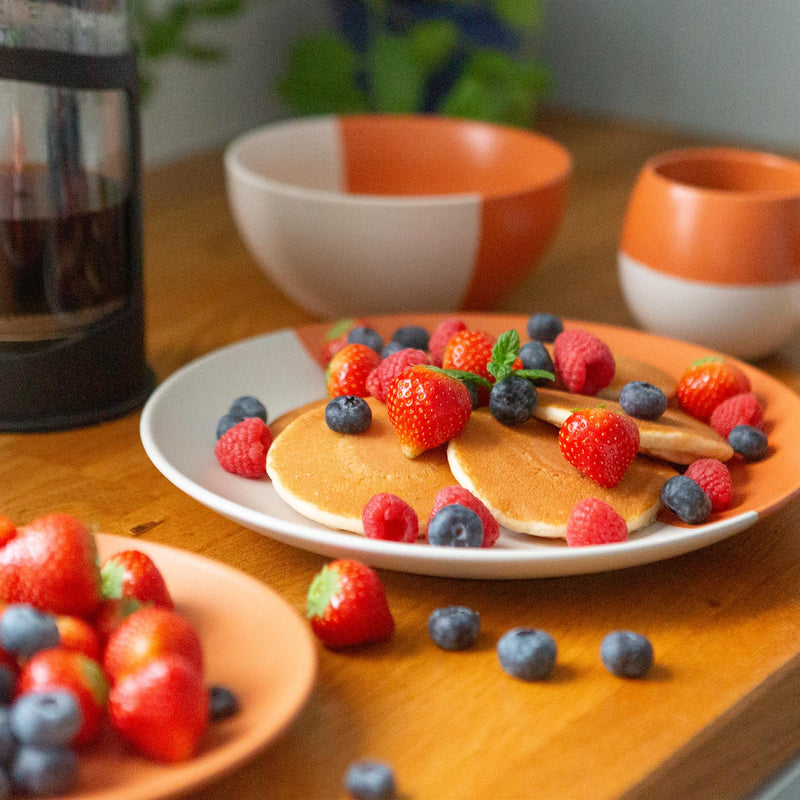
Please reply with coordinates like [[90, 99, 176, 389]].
[[428, 486, 500, 547], [684, 458, 733, 512], [565, 498, 628, 546], [552, 329, 616, 395], [709, 392, 765, 439], [214, 417, 273, 479], [428, 318, 466, 367], [362, 494, 419, 543], [366, 348, 429, 403]]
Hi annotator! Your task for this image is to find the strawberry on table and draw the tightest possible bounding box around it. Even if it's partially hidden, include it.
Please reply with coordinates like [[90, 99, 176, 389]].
[[103, 606, 204, 684], [55, 615, 101, 661], [676, 356, 751, 422], [385, 365, 473, 458], [101, 550, 174, 610], [108, 654, 208, 763], [326, 343, 382, 398], [0, 513, 102, 618], [558, 407, 640, 488], [306, 559, 394, 649], [17, 647, 109, 746]]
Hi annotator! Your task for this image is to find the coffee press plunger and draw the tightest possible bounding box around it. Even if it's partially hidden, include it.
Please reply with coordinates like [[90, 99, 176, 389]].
[[0, 0, 154, 431]]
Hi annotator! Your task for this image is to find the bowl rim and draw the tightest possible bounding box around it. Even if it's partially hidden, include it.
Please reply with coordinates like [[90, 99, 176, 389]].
[[224, 113, 572, 205]]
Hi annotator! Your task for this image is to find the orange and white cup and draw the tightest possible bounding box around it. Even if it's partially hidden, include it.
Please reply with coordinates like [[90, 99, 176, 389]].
[[618, 147, 800, 359]]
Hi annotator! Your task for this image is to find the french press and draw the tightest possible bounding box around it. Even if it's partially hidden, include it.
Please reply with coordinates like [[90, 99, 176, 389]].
[[0, 0, 153, 431]]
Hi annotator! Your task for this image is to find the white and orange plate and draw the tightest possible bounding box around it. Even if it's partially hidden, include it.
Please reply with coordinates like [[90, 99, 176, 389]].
[[140, 314, 800, 580]]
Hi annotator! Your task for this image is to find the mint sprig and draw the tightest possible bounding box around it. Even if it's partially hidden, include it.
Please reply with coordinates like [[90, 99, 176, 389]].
[[487, 329, 555, 384], [427, 366, 492, 388]]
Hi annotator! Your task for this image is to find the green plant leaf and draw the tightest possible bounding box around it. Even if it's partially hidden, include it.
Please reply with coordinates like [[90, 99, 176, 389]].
[[369, 33, 425, 112], [276, 31, 369, 115], [488, 0, 543, 31], [407, 19, 460, 73]]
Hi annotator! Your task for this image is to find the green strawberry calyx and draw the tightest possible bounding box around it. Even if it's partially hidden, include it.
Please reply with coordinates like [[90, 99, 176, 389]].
[[324, 317, 358, 342], [488, 329, 555, 384], [306, 563, 342, 618]]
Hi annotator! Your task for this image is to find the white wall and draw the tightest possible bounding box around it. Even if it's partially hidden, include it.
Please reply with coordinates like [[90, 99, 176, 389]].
[[139, 0, 800, 165]]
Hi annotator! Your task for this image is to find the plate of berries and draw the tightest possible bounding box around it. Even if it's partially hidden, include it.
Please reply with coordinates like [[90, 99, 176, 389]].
[[0, 525, 318, 800], [140, 313, 800, 579]]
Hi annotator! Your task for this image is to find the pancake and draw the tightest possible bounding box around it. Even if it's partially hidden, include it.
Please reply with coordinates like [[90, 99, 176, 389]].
[[447, 410, 677, 539], [542, 343, 677, 400], [533, 387, 734, 464], [266, 397, 455, 535]]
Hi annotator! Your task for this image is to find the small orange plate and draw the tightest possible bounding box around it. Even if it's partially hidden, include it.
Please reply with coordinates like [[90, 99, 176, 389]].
[[70, 534, 316, 800]]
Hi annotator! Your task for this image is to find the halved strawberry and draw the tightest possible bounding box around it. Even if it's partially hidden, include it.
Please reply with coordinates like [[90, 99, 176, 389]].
[[558, 407, 640, 488]]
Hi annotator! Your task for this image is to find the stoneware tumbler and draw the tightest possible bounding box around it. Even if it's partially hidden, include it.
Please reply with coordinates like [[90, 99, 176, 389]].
[[618, 147, 800, 360]]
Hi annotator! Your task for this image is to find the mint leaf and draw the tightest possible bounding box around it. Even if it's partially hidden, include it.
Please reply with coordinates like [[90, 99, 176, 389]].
[[487, 329, 521, 382], [427, 366, 492, 389], [515, 368, 555, 383]]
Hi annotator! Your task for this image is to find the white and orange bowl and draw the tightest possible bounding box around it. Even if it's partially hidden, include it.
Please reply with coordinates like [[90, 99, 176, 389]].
[[224, 114, 571, 318], [618, 147, 800, 360]]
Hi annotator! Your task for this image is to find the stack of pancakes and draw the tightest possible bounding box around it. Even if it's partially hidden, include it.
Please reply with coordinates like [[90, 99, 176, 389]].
[[266, 351, 733, 541]]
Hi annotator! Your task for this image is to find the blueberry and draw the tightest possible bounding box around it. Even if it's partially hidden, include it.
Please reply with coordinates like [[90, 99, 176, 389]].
[[344, 759, 396, 799], [729, 424, 768, 462], [619, 381, 668, 420], [10, 745, 78, 796], [380, 340, 406, 359], [10, 692, 82, 747], [600, 630, 654, 678], [228, 395, 268, 423], [660, 475, 712, 524], [526, 312, 563, 342], [427, 606, 480, 651], [497, 627, 557, 681], [463, 380, 481, 409], [0, 604, 59, 659], [489, 375, 538, 426], [208, 685, 240, 722], [325, 396, 372, 434], [347, 326, 384, 354], [216, 413, 241, 439], [391, 324, 429, 351], [518, 341, 555, 384], [427, 504, 483, 548], [0, 707, 16, 764]]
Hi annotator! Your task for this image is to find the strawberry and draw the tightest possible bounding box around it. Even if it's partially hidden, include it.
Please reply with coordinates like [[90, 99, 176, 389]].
[[442, 330, 496, 383], [321, 317, 368, 362], [558, 407, 640, 488], [108, 654, 208, 762], [92, 596, 143, 646], [326, 343, 382, 398], [385, 365, 472, 457], [56, 614, 101, 660], [566, 498, 628, 546], [306, 559, 394, 649], [0, 513, 102, 617], [17, 647, 109, 745], [101, 550, 174, 610], [676, 356, 751, 422], [103, 606, 203, 684], [0, 515, 16, 548]]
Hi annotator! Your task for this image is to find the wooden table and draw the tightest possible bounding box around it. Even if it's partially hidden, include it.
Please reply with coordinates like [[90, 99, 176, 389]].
[[2, 110, 800, 799]]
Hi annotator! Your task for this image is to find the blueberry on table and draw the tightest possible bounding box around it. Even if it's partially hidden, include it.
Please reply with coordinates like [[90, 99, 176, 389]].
[[497, 627, 557, 681], [428, 606, 480, 651], [344, 759, 397, 799], [600, 630, 654, 678]]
